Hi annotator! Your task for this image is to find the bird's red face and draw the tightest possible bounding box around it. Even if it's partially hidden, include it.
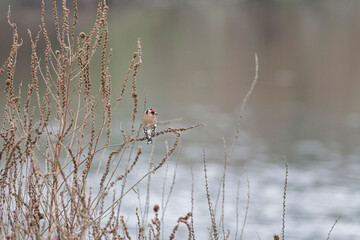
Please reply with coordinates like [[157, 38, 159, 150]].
[[150, 109, 158, 116], [146, 108, 158, 116]]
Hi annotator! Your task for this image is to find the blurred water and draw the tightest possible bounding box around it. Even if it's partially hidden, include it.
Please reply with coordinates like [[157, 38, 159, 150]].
[[1, 1, 360, 239], [99, 142, 360, 240]]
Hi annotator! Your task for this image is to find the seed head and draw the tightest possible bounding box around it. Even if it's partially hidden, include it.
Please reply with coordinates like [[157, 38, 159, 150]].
[[153, 204, 159, 213]]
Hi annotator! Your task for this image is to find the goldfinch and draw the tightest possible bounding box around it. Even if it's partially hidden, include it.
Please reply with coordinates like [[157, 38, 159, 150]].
[[142, 108, 158, 144]]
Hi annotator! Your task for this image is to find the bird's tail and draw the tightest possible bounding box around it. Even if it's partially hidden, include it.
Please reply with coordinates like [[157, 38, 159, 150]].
[[147, 138, 152, 144]]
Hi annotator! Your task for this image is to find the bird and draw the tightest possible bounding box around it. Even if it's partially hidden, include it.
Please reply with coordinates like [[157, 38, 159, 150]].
[[142, 108, 158, 144]]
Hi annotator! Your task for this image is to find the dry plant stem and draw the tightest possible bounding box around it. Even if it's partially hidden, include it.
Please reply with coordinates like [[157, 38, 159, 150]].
[[92, 121, 147, 212], [326, 216, 341, 240], [160, 163, 169, 239], [190, 167, 196, 240], [214, 138, 228, 238], [130, 39, 142, 136], [149, 205, 161, 240], [161, 163, 177, 239], [134, 124, 204, 143], [229, 53, 258, 160], [122, 125, 144, 210], [203, 147, 218, 240], [168, 212, 192, 240], [234, 179, 241, 240], [162, 163, 177, 216], [117, 40, 139, 103], [120, 216, 131, 239], [240, 169, 250, 240], [91, 140, 129, 208], [46, 0, 79, 231], [132, 128, 147, 216], [95, 131, 183, 222], [0, 6, 22, 78], [89, 39, 142, 210], [111, 39, 141, 135], [91, 142, 140, 215], [281, 156, 288, 240], [142, 142, 155, 228], [136, 208, 143, 239], [1, 0, 207, 238]]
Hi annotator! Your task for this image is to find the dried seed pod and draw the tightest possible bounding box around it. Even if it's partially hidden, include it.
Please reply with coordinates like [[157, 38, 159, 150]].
[[153, 204, 160, 213]]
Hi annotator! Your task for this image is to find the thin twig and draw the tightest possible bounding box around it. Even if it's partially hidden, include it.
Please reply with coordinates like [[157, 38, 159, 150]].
[[326, 216, 341, 240], [203, 147, 218, 240], [229, 53, 258, 160], [239, 168, 250, 240], [281, 156, 288, 240]]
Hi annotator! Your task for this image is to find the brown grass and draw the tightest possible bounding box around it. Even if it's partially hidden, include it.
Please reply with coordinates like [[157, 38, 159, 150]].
[[0, 1, 202, 239]]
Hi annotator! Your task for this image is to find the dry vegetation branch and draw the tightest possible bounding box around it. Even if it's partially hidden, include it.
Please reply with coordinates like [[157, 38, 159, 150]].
[[0, 1, 202, 239]]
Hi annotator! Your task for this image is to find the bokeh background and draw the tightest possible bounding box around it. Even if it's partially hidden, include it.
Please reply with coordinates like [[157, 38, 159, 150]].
[[1, 0, 360, 239]]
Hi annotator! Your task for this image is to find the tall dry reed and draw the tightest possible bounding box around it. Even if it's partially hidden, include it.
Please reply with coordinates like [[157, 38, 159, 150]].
[[0, 1, 201, 239]]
